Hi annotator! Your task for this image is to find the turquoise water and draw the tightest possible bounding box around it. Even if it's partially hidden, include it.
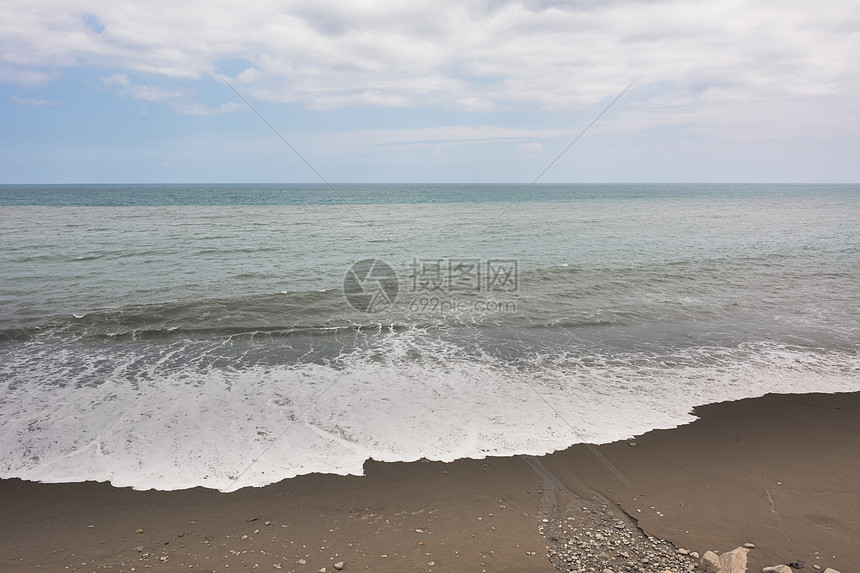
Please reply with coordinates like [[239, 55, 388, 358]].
[[1, 183, 858, 490]]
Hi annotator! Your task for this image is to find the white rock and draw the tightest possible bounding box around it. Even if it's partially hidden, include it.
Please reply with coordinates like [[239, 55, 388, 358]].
[[744, 542, 756, 549], [690, 552, 700, 559], [701, 551, 721, 572], [762, 567, 792, 573], [823, 569, 841, 573], [333, 562, 345, 571], [701, 547, 748, 573]]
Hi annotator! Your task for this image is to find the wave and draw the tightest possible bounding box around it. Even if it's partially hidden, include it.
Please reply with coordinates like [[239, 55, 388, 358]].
[[1, 330, 857, 492]]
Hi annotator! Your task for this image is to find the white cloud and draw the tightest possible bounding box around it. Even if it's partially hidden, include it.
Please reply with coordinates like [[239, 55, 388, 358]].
[[310, 125, 570, 153], [10, 96, 60, 106], [1, 0, 855, 111], [518, 141, 543, 153], [0, 0, 857, 178], [176, 101, 241, 116], [0, 67, 54, 88], [103, 73, 185, 101]]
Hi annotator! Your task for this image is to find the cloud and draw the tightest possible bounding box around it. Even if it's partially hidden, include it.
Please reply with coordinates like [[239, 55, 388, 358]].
[[311, 125, 570, 153], [103, 73, 185, 101], [176, 101, 241, 115], [0, 0, 857, 179], [518, 141, 543, 153], [102, 73, 239, 115], [10, 96, 60, 106], [0, 68, 54, 88], [1, 0, 855, 113]]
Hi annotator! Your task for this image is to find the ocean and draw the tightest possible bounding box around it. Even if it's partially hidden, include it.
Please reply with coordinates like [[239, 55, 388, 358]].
[[1, 183, 858, 491]]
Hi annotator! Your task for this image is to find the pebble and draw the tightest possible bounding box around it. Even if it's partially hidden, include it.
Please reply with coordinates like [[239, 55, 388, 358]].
[[333, 562, 345, 570], [744, 542, 755, 549], [540, 498, 706, 573], [134, 528, 144, 534]]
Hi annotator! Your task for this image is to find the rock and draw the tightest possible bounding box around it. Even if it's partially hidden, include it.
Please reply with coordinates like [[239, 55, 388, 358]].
[[690, 552, 700, 559], [822, 569, 840, 573], [702, 551, 722, 572], [333, 562, 345, 571], [812, 566, 821, 571], [763, 566, 793, 573], [427, 561, 435, 567], [744, 543, 756, 549], [678, 548, 689, 555], [134, 528, 144, 534], [788, 562, 805, 569], [701, 547, 748, 573]]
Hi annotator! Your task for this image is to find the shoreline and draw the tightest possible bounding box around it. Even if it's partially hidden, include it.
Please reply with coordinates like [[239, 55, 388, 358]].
[[2, 391, 858, 572]]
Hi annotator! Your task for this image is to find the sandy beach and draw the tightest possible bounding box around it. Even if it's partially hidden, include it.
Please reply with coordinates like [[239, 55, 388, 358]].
[[2, 391, 857, 572]]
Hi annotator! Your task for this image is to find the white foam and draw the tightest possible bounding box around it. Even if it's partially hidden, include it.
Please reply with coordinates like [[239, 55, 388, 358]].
[[1, 335, 858, 491]]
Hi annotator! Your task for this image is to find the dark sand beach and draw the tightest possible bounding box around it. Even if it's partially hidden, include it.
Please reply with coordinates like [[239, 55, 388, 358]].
[[2, 391, 857, 572]]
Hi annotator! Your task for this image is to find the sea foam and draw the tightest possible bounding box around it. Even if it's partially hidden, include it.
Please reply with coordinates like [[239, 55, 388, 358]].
[[1, 333, 857, 492]]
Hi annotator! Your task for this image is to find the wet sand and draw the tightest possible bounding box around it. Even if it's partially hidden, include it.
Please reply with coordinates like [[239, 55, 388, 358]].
[[2, 391, 858, 572]]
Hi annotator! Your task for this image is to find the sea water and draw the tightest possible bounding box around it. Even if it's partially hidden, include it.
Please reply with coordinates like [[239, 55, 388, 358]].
[[1, 183, 858, 491]]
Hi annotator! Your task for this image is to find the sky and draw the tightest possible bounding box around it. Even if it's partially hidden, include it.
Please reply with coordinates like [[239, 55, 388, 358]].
[[1, 0, 858, 184]]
